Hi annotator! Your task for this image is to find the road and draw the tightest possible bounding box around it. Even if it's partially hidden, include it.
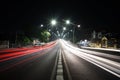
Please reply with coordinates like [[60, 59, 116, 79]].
[[0, 39, 120, 80]]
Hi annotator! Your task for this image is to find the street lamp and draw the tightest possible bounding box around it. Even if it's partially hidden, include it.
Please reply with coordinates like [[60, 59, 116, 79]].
[[63, 27, 66, 31], [64, 20, 80, 43], [77, 25, 80, 28], [65, 20, 70, 24], [60, 27, 67, 38], [43, 19, 80, 42], [40, 24, 44, 27], [51, 19, 57, 26], [73, 24, 80, 43]]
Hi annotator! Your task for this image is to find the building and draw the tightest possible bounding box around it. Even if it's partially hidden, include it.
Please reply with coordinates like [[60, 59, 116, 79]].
[[90, 30, 118, 49]]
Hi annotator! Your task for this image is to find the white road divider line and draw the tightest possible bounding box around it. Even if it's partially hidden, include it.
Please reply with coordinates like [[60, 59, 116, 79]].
[[56, 49, 64, 80]]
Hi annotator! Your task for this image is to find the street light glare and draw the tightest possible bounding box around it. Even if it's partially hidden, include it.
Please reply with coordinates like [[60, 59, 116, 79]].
[[51, 20, 57, 26], [66, 20, 70, 24], [77, 25, 80, 28], [41, 24, 43, 27], [63, 27, 66, 30]]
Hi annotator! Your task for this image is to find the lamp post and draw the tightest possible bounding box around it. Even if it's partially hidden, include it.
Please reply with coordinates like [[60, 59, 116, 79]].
[[73, 25, 80, 43], [65, 20, 80, 43], [73, 27, 75, 43], [51, 19, 57, 26], [41, 19, 80, 42]]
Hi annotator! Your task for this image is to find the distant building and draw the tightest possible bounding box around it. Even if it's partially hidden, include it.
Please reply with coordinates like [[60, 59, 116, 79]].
[[90, 30, 118, 48], [0, 40, 9, 49]]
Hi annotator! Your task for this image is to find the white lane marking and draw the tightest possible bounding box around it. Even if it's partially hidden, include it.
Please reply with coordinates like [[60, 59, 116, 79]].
[[58, 65, 63, 69], [57, 69, 63, 75], [56, 75, 64, 80], [56, 49, 64, 80], [58, 61, 62, 65]]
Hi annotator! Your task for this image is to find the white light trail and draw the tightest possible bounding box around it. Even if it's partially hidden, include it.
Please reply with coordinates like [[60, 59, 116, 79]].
[[58, 39, 120, 78], [82, 47, 120, 52]]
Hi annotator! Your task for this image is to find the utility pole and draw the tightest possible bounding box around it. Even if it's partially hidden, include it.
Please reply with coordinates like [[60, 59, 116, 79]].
[[73, 27, 75, 43]]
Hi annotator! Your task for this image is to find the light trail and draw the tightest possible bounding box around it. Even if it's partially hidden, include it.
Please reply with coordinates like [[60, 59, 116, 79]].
[[0, 51, 46, 72], [0, 41, 57, 72], [0, 47, 31, 54], [81, 47, 120, 52], [59, 39, 120, 78], [0, 41, 56, 62]]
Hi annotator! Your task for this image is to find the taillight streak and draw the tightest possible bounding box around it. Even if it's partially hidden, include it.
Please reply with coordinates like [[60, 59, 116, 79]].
[[0, 42, 56, 62]]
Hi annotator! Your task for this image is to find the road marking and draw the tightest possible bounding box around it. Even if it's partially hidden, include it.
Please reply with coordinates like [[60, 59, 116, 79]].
[[56, 75, 64, 80], [57, 65, 63, 69], [57, 69, 63, 75], [56, 49, 64, 80], [50, 49, 64, 80]]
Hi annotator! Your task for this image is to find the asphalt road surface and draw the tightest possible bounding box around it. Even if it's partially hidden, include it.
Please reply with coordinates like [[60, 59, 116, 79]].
[[0, 39, 120, 80]]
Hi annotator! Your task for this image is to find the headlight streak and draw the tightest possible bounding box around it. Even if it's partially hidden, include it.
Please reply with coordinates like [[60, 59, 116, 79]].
[[59, 39, 120, 78], [78, 49, 120, 62], [82, 47, 120, 52], [61, 39, 120, 62]]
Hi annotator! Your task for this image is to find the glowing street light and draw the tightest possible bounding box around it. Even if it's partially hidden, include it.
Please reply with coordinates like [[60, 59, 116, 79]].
[[66, 20, 70, 24], [48, 19, 80, 42], [51, 19, 57, 26], [77, 25, 80, 28], [40, 24, 44, 27], [63, 27, 66, 31], [73, 24, 80, 43]]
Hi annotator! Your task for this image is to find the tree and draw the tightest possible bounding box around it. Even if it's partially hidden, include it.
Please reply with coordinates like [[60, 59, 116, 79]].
[[41, 30, 51, 42], [23, 36, 32, 45]]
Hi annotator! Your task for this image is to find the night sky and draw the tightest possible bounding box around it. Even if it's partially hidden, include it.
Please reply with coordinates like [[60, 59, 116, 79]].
[[1, 0, 120, 40]]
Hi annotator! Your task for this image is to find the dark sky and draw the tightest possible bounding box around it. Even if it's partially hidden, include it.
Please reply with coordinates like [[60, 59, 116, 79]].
[[1, 0, 120, 34]]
